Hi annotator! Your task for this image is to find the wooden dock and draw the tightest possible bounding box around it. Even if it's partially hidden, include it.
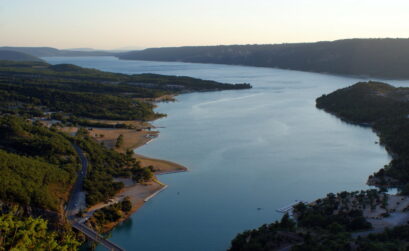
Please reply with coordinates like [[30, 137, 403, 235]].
[[276, 200, 309, 214]]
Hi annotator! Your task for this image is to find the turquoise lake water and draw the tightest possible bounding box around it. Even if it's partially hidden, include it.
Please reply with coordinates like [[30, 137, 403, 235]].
[[44, 57, 408, 251]]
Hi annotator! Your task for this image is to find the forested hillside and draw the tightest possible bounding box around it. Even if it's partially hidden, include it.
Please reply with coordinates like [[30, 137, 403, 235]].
[[316, 81, 409, 186], [0, 116, 77, 210], [0, 50, 44, 62], [118, 38, 409, 79], [0, 61, 250, 120]]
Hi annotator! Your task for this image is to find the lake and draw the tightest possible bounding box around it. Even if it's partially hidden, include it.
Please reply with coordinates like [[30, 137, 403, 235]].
[[44, 56, 406, 251]]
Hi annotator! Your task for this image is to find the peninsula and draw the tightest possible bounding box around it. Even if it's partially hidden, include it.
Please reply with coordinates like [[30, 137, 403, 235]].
[[230, 81, 409, 250], [0, 60, 251, 249]]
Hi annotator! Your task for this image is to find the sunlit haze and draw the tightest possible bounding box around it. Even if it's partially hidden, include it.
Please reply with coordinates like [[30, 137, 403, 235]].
[[1, 0, 409, 49]]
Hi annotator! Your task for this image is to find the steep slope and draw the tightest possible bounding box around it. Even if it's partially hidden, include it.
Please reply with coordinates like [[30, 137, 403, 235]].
[[118, 38, 409, 79]]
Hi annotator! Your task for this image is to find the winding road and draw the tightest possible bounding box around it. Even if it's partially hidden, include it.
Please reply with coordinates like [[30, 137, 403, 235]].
[[67, 143, 125, 251], [66, 143, 87, 219]]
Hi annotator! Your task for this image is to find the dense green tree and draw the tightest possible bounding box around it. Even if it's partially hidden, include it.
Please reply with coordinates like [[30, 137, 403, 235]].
[[121, 197, 132, 212], [131, 166, 153, 183], [0, 116, 77, 210], [115, 134, 124, 148], [0, 210, 80, 251]]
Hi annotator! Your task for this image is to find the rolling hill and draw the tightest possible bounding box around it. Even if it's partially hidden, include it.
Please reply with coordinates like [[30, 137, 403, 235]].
[[0, 50, 44, 62], [0, 46, 115, 57]]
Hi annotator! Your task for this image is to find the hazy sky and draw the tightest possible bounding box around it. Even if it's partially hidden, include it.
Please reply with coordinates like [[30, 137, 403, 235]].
[[1, 0, 409, 49]]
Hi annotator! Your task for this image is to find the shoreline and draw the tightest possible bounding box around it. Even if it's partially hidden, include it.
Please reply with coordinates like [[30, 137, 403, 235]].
[[84, 119, 187, 233], [144, 184, 168, 202], [134, 153, 188, 174]]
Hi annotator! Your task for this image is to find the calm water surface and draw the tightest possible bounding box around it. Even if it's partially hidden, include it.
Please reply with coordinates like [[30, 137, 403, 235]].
[[44, 57, 409, 251]]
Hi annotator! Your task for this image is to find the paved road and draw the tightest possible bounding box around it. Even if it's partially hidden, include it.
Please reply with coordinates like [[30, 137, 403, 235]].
[[66, 143, 88, 218], [67, 143, 125, 251]]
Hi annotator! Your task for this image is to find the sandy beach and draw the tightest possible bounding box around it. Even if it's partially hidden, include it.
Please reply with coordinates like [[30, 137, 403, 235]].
[[134, 153, 187, 174], [82, 119, 187, 232], [85, 178, 165, 232], [350, 194, 409, 237], [90, 127, 158, 153]]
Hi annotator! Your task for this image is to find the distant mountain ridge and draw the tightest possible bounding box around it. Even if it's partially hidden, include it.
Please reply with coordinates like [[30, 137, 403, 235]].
[[117, 38, 409, 79], [0, 46, 115, 57], [0, 50, 44, 62]]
